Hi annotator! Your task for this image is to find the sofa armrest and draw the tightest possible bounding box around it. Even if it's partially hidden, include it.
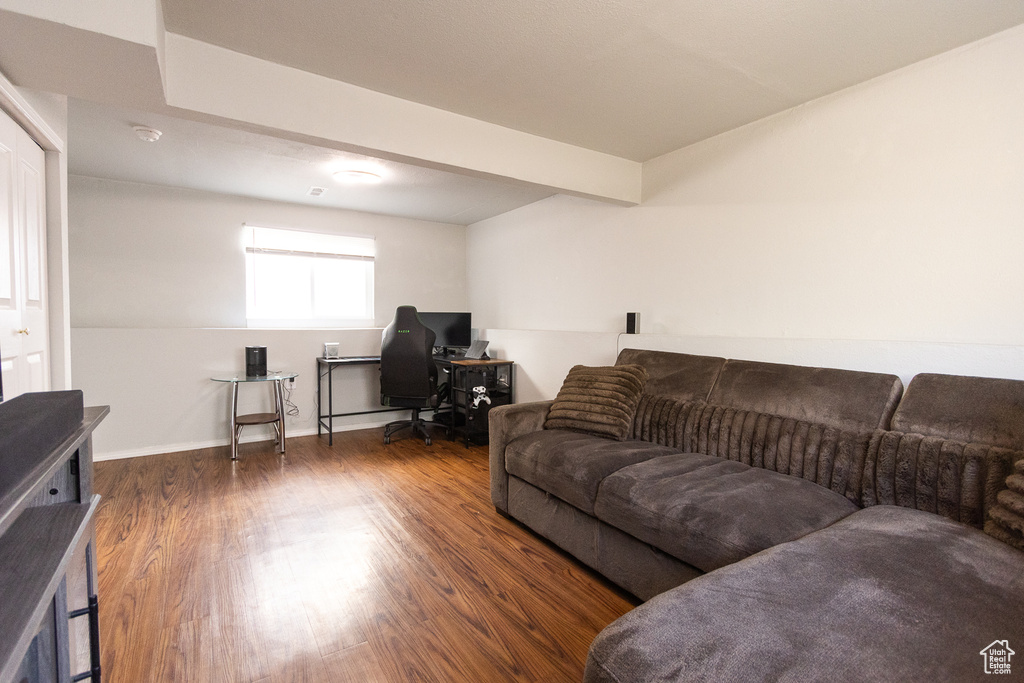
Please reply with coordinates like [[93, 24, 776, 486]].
[[489, 400, 554, 512]]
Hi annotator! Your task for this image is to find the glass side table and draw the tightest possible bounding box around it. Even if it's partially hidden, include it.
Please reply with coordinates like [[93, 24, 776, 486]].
[[211, 372, 298, 459]]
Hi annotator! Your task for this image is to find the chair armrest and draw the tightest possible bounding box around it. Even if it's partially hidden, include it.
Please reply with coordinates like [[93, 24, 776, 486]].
[[489, 400, 554, 512]]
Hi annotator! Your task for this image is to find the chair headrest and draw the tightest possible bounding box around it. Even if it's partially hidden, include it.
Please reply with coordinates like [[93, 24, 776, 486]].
[[393, 305, 422, 329]]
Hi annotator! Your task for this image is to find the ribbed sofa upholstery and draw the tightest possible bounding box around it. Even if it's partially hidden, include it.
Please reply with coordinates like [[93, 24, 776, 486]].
[[632, 396, 878, 504]]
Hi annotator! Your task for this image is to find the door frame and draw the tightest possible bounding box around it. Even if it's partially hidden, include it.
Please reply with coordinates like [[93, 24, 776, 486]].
[[0, 69, 72, 391]]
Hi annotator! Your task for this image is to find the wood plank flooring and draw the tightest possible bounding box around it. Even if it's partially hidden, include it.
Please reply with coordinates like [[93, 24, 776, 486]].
[[93, 429, 638, 682]]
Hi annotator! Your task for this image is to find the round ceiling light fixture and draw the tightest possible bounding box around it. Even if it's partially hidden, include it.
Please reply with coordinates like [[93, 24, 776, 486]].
[[333, 168, 383, 184], [132, 126, 162, 142]]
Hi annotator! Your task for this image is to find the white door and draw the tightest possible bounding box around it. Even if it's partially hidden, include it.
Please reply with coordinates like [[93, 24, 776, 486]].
[[0, 106, 49, 399]]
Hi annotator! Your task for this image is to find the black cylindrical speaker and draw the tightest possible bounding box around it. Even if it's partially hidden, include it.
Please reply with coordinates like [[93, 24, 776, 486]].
[[626, 312, 640, 334], [245, 346, 267, 377]]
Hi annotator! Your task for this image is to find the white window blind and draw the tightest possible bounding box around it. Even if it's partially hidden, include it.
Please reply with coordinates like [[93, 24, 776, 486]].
[[245, 225, 375, 327]]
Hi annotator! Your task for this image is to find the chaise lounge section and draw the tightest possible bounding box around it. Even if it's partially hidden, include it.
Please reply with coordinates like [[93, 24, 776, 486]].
[[488, 350, 1024, 680]]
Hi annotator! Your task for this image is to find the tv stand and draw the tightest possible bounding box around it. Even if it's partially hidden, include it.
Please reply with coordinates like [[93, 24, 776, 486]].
[[0, 394, 107, 683]]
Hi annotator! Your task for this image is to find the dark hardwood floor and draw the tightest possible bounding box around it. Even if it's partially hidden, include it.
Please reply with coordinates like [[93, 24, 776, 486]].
[[94, 428, 638, 682]]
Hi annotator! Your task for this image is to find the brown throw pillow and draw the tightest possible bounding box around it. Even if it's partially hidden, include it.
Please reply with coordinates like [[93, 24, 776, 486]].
[[544, 364, 649, 440]]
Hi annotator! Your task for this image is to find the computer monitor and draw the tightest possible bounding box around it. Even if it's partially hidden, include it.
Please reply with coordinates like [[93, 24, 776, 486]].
[[418, 311, 472, 351]]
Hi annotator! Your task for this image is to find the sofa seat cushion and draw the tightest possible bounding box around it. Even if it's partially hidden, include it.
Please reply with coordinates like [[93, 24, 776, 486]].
[[505, 430, 678, 515], [585, 506, 1024, 683], [594, 453, 859, 572]]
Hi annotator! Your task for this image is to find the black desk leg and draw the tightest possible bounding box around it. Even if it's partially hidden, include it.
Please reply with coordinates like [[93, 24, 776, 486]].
[[328, 364, 334, 446]]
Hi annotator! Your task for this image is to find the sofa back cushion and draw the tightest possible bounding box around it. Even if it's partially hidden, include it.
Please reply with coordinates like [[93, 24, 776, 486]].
[[615, 349, 725, 402], [891, 373, 1024, 450], [707, 359, 903, 432]]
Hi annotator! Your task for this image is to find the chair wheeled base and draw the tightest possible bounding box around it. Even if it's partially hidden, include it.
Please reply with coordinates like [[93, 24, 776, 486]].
[[384, 407, 446, 445]]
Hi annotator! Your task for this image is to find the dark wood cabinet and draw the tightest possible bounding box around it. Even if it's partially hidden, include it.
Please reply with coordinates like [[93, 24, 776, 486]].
[[0, 401, 107, 683]]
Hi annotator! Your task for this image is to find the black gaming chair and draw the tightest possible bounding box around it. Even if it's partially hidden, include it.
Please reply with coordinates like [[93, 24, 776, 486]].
[[380, 305, 442, 445]]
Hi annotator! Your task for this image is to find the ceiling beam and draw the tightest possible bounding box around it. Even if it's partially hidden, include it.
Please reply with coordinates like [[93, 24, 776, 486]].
[[161, 34, 640, 205]]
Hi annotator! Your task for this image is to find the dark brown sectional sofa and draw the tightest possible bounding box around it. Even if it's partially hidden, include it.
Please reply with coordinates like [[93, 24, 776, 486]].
[[488, 349, 1024, 681]]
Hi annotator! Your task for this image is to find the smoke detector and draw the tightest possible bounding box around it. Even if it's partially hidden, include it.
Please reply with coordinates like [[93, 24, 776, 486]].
[[132, 126, 162, 142]]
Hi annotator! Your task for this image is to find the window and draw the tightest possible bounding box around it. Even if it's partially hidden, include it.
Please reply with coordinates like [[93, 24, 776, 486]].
[[245, 225, 374, 327]]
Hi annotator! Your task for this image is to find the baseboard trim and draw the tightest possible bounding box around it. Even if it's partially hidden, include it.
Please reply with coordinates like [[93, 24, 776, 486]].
[[93, 417, 395, 461]]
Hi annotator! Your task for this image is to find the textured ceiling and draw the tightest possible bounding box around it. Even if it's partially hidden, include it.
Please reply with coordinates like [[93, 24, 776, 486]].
[[161, 0, 1024, 161], [67, 99, 553, 225], [40, 1, 1024, 224]]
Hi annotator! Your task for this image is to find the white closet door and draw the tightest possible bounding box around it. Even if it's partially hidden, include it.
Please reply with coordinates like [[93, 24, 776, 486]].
[[0, 106, 49, 399]]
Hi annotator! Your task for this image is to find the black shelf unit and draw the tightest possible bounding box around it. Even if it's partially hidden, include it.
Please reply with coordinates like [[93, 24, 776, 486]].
[[445, 359, 514, 447]]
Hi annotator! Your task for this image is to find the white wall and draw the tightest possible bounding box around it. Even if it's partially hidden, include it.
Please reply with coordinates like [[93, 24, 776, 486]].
[[72, 327, 389, 457], [69, 23, 1024, 452], [69, 177, 468, 457], [482, 329, 619, 404], [469, 24, 1024, 396], [70, 176, 467, 328]]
